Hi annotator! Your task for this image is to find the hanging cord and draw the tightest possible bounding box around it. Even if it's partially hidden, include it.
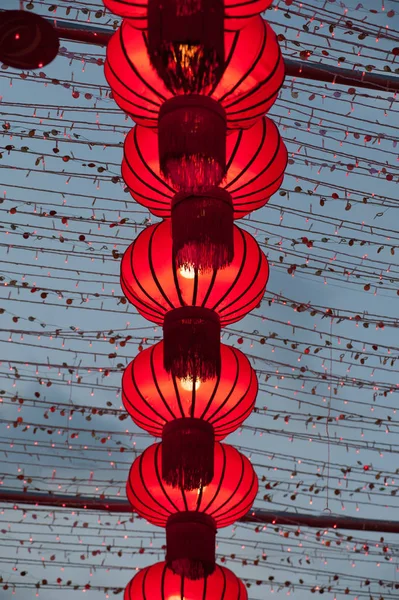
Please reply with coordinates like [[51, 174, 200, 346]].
[[324, 317, 333, 512]]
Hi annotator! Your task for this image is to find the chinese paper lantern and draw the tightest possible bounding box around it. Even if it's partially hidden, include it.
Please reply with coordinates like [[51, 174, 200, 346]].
[[124, 561, 248, 600], [146, 0, 225, 95], [105, 16, 284, 129], [120, 220, 268, 325], [123, 117, 287, 270], [104, 0, 272, 31], [120, 220, 268, 380], [122, 341, 257, 489], [127, 442, 258, 578], [123, 117, 287, 219], [0, 11, 59, 70]]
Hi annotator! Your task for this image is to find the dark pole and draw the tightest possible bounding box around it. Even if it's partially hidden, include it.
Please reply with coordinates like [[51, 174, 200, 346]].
[[55, 25, 112, 47], [1, 489, 399, 534]]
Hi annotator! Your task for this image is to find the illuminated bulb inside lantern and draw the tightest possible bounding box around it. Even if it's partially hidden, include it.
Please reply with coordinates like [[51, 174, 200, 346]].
[[179, 265, 196, 279], [172, 44, 202, 69], [179, 377, 201, 391]]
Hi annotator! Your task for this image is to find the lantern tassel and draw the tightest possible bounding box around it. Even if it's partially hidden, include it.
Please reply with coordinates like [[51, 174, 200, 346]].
[[172, 187, 234, 272], [147, 0, 225, 95], [163, 307, 221, 381], [166, 512, 216, 580], [152, 43, 221, 95], [162, 418, 215, 490], [158, 95, 227, 192]]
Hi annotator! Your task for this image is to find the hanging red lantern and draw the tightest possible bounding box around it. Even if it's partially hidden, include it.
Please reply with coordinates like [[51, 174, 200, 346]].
[[104, 0, 272, 31], [127, 442, 258, 578], [105, 16, 284, 130], [0, 11, 59, 70], [120, 220, 268, 380], [122, 341, 257, 489], [121, 220, 268, 324], [123, 117, 287, 219], [124, 561, 248, 600]]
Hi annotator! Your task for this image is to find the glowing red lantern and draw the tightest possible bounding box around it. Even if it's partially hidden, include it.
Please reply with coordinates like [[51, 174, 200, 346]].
[[123, 340, 257, 489], [123, 117, 287, 271], [104, 0, 272, 31], [123, 341, 257, 437], [120, 220, 268, 380], [121, 220, 268, 325], [105, 16, 283, 129], [124, 561, 248, 600], [123, 117, 287, 219], [127, 442, 258, 578], [0, 10, 59, 70]]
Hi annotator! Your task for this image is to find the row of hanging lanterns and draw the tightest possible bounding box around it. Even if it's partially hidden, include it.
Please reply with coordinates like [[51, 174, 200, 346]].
[[103, 0, 287, 596]]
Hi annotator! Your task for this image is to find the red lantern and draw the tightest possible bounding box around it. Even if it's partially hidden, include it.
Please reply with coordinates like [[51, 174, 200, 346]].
[[0, 10, 59, 70], [124, 561, 248, 600], [122, 341, 257, 489], [123, 117, 288, 218], [104, 0, 272, 31], [120, 220, 268, 380], [105, 16, 284, 129], [121, 220, 268, 325], [127, 442, 258, 578], [127, 442, 258, 526]]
